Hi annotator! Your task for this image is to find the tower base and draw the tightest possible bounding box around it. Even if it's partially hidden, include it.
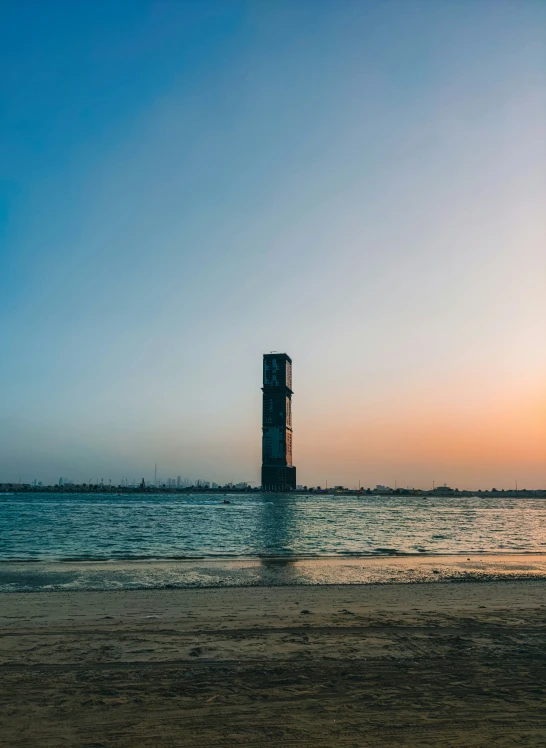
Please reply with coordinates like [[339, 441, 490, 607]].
[[261, 465, 296, 492]]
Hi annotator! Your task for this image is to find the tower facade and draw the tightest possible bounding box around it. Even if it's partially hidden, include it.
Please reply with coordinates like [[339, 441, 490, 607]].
[[261, 353, 296, 491]]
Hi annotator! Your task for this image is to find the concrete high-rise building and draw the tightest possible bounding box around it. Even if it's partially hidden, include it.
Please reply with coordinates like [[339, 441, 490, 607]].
[[261, 352, 296, 491]]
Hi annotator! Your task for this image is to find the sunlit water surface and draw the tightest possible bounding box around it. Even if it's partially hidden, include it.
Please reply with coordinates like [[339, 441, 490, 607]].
[[2, 492, 545, 561]]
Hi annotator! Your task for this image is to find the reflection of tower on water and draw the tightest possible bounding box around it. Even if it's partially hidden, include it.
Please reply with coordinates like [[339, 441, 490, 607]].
[[255, 493, 300, 584], [259, 494, 295, 554]]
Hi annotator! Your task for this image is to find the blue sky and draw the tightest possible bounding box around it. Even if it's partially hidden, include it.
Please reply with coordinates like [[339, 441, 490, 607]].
[[1, 0, 545, 488]]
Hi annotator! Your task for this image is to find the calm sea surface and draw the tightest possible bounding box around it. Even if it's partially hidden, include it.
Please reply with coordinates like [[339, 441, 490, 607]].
[[2, 492, 545, 561]]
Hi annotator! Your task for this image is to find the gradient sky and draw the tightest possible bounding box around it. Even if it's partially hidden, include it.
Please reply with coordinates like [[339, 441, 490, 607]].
[[1, 0, 545, 489]]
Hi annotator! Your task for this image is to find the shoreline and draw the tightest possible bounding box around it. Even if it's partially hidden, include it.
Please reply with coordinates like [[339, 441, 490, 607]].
[[3, 548, 546, 562], [2, 552, 546, 593]]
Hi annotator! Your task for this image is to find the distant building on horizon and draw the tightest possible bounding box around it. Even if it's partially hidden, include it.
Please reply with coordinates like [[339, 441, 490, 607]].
[[261, 352, 296, 491]]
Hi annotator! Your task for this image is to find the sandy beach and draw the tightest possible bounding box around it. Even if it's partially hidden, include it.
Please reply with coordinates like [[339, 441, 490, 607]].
[[1, 580, 546, 746]]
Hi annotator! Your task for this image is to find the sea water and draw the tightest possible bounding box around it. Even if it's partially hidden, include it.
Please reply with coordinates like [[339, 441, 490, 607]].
[[2, 492, 546, 561], [1, 492, 545, 590]]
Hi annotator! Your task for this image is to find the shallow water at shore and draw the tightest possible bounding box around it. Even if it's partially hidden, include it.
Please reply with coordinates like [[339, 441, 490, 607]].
[[2, 553, 546, 592]]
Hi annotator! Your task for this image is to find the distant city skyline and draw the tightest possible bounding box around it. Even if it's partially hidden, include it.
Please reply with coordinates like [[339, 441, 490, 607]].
[[1, 1, 545, 489], [1, 470, 540, 494], [3, 475, 545, 498]]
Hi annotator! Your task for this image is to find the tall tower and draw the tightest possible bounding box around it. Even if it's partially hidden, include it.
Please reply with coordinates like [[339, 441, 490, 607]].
[[261, 352, 296, 491]]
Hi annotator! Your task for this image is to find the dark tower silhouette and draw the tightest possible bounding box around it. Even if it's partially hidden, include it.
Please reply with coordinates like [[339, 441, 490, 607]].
[[261, 353, 296, 491]]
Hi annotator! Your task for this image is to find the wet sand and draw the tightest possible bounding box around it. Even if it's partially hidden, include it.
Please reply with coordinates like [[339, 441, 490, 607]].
[[3, 551, 546, 591], [1, 580, 546, 746]]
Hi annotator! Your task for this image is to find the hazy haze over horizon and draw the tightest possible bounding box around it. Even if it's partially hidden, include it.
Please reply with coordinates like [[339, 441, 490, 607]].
[[1, 0, 545, 489]]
